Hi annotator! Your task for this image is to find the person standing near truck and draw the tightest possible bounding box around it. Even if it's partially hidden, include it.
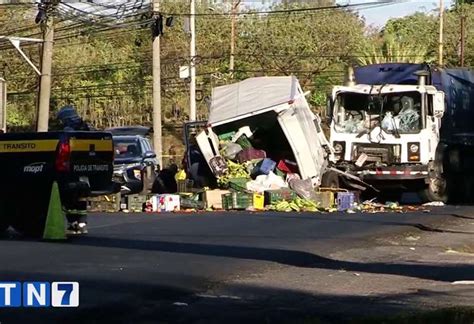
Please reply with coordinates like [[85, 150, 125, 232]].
[[56, 105, 93, 235]]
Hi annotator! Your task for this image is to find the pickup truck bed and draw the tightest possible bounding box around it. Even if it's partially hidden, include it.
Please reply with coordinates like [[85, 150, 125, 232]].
[[0, 131, 116, 235]]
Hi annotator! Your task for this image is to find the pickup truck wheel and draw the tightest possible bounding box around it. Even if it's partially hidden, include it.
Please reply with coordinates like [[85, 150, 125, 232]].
[[0, 218, 8, 233], [321, 171, 340, 189], [10, 192, 49, 237], [0, 200, 9, 233], [11, 214, 46, 238]]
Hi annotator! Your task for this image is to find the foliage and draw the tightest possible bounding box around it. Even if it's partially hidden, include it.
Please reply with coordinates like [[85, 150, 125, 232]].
[[1, 1, 474, 133]]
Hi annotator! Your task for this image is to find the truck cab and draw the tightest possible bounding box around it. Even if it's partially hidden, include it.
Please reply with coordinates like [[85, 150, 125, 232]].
[[328, 64, 446, 201]]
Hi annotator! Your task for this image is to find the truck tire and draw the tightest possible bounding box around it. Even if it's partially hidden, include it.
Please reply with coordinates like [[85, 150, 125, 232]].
[[10, 190, 49, 237], [0, 216, 8, 233], [0, 199, 10, 233], [321, 171, 340, 189], [418, 157, 448, 203], [418, 175, 448, 203]]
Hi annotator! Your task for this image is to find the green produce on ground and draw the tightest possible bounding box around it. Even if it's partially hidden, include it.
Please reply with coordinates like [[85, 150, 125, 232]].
[[267, 197, 320, 212]]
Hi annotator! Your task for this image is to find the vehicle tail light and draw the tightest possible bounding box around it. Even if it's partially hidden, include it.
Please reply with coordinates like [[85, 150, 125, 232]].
[[56, 139, 71, 172]]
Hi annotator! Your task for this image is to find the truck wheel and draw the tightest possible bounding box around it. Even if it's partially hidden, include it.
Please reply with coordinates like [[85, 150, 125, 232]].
[[419, 175, 448, 203], [0, 200, 10, 233], [321, 171, 340, 189], [10, 191, 49, 237], [10, 212, 47, 237], [0, 217, 8, 233]]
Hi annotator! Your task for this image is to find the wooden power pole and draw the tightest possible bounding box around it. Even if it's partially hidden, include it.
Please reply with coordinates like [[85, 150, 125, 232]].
[[229, 0, 240, 76], [460, 13, 466, 67], [152, 0, 163, 166], [438, 0, 444, 66], [189, 0, 197, 121], [37, 1, 57, 132]]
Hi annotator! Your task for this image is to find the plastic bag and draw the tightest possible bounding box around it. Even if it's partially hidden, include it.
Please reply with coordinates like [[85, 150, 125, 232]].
[[289, 179, 319, 202], [175, 169, 187, 181], [398, 107, 420, 132], [339, 116, 364, 133], [246, 171, 287, 192], [381, 112, 395, 132], [222, 142, 243, 160]]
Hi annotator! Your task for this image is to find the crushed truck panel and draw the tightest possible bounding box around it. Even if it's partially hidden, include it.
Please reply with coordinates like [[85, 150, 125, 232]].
[[200, 76, 331, 185]]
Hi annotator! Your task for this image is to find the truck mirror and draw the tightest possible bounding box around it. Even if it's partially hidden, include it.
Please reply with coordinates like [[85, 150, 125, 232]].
[[433, 91, 445, 118], [326, 95, 334, 124], [144, 151, 157, 159]]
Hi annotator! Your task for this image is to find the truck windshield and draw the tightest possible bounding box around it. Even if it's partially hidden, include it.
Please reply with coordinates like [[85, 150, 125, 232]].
[[334, 91, 422, 134]]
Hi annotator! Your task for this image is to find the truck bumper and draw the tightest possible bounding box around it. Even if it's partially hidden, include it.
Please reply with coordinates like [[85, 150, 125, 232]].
[[356, 165, 429, 181]]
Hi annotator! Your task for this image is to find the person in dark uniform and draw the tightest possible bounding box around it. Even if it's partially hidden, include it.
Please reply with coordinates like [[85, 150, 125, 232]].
[[152, 163, 178, 193], [56, 105, 93, 235]]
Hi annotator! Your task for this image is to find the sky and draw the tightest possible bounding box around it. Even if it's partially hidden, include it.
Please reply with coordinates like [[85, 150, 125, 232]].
[[350, 0, 454, 26]]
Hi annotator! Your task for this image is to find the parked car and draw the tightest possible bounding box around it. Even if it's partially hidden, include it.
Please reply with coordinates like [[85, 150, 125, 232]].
[[107, 126, 158, 195]]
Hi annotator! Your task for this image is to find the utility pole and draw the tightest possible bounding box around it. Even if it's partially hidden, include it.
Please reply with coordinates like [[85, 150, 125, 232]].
[[460, 11, 466, 67], [152, 0, 163, 166], [438, 0, 444, 66], [189, 0, 197, 121], [229, 0, 240, 76], [460, 15, 465, 67], [37, 0, 57, 132]]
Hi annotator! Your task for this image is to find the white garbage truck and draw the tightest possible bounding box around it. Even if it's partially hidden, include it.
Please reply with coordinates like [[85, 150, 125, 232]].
[[327, 63, 474, 202]]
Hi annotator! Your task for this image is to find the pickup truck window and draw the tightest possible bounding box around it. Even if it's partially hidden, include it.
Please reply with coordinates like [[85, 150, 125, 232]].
[[114, 140, 142, 158]]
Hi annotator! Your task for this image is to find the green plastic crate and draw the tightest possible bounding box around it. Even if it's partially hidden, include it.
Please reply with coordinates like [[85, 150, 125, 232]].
[[264, 189, 297, 205], [128, 201, 145, 212], [218, 131, 236, 142], [228, 178, 249, 191], [235, 134, 253, 149], [222, 192, 253, 210], [87, 200, 120, 212], [128, 194, 148, 204]]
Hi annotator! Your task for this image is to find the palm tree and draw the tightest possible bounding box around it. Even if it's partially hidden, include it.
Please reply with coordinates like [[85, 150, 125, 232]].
[[357, 36, 435, 66]]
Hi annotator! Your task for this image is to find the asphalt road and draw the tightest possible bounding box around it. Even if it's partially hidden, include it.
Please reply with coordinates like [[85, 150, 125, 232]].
[[0, 207, 471, 323]]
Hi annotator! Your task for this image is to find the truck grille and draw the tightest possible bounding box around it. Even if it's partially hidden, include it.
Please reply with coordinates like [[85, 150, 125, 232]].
[[353, 144, 401, 164]]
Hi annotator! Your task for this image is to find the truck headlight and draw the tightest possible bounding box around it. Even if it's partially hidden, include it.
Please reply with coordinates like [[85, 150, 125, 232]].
[[408, 142, 420, 161], [333, 141, 345, 160]]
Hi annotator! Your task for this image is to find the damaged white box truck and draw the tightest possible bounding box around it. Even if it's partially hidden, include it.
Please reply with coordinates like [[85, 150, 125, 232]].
[[188, 76, 351, 191]]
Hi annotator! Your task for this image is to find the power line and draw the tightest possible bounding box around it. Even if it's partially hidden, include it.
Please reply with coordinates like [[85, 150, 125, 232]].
[[158, 1, 398, 17]]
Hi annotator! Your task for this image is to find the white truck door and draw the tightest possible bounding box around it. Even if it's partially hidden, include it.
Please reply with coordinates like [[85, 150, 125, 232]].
[[277, 105, 326, 181]]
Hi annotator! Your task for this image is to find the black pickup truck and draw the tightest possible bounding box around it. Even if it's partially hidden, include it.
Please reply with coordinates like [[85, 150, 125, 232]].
[[0, 131, 117, 236]]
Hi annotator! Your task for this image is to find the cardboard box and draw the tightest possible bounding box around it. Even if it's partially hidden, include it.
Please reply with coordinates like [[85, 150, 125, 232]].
[[204, 190, 230, 209], [151, 194, 180, 212], [314, 191, 335, 209]]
